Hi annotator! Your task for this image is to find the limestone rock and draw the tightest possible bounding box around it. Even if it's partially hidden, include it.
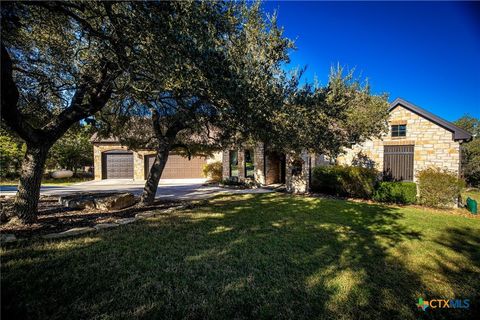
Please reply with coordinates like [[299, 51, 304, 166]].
[[115, 217, 136, 225], [135, 212, 156, 219], [95, 193, 136, 211], [59, 196, 95, 209], [93, 223, 119, 231], [43, 227, 95, 239]]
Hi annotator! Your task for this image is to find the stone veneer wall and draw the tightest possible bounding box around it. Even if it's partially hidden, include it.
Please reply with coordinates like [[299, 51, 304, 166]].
[[285, 151, 311, 193], [94, 143, 221, 180], [222, 144, 267, 184], [336, 105, 461, 180]]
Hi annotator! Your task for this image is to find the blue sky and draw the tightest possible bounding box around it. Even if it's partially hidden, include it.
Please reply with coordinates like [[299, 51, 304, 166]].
[[262, 1, 480, 121]]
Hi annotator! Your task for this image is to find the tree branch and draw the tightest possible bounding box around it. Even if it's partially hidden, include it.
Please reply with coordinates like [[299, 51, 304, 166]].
[[1, 44, 40, 143]]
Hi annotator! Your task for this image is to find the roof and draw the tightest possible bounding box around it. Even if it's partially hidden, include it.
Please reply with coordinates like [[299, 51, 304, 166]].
[[389, 98, 472, 141], [89, 132, 119, 143]]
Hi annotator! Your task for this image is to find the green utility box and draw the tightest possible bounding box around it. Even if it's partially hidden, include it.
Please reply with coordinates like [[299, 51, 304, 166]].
[[466, 197, 477, 215]]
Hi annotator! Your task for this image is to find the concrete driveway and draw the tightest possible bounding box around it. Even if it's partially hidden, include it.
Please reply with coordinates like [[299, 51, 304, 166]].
[[0, 179, 272, 200]]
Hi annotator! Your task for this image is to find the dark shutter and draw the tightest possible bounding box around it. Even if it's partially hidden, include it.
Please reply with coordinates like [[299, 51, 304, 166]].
[[383, 145, 414, 181]]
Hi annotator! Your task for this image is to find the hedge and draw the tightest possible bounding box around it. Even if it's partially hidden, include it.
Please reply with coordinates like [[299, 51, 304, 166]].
[[417, 167, 465, 207], [202, 161, 222, 182], [311, 165, 378, 199], [373, 181, 417, 204]]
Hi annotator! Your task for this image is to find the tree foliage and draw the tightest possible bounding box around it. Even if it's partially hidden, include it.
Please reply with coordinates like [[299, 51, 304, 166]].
[[1, 1, 147, 222], [47, 124, 94, 173], [96, 1, 294, 204], [270, 66, 390, 156], [0, 127, 25, 179], [454, 115, 480, 187]]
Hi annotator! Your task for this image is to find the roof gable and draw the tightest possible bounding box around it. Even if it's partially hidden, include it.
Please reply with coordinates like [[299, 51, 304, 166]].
[[389, 98, 472, 141]]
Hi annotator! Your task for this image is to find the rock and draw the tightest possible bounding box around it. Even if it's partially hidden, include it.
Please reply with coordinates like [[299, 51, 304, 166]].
[[93, 223, 119, 231], [1, 233, 17, 243], [115, 217, 136, 225], [51, 170, 73, 179], [43, 227, 95, 239], [59, 196, 95, 209], [95, 193, 136, 211], [135, 212, 156, 219]]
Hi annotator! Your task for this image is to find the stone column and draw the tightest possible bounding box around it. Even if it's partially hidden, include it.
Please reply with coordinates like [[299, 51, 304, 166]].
[[238, 149, 245, 182], [285, 150, 310, 193], [254, 143, 265, 185], [222, 150, 230, 181]]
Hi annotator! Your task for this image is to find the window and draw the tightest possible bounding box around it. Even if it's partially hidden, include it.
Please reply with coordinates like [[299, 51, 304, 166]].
[[391, 124, 406, 137], [229, 150, 238, 179], [245, 150, 255, 178]]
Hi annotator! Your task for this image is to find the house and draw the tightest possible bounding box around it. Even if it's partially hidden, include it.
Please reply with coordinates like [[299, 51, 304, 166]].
[[221, 98, 472, 192], [91, 135, 222, 180]]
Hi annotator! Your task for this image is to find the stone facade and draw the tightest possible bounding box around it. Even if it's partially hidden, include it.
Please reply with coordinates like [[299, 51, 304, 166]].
[[221, 100, 469, 192], [222, 143, 284, 185], [93, 142, 221, 180], [285, 151, 311, 193], [337, 105, 462, 181]]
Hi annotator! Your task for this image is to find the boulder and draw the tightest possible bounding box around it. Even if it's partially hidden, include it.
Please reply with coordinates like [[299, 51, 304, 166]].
[[51, 170, 73, 179], [59, 196, 95, 209], [94, 193, 136, 211]]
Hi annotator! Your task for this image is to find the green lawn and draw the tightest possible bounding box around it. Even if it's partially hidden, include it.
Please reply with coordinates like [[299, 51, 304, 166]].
[[2, 193, 479, 319], [0, 177, 92, 187], [463, 188, 480, 203]]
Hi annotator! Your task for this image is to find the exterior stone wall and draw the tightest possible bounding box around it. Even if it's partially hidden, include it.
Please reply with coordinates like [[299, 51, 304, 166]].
[[254, 144, 266, 184], [336, 105, 461, 180], [222, 143, 268, 184], [222, 150, 230, 180], [285, 151, 311, 193]]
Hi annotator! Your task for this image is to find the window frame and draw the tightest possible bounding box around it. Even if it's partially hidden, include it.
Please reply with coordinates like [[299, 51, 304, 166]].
[[229, 150, 239, 179], [244, 149, 255, 178], [391, 124, 407, 137]]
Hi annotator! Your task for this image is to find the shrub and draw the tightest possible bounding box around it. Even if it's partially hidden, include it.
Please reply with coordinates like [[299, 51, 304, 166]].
[[417, 167, 465, 207], [311, 165, 378, 199], [373, 182, 417, 204], [202, 161, 222, 182]]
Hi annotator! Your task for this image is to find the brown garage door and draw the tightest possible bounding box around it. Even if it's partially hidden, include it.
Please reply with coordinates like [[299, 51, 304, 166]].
[[145, 154, 207, 179], [102, 151, 134, 179]]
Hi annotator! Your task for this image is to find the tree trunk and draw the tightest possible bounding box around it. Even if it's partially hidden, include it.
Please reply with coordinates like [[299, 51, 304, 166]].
[[14, 144, 50, 223], [139, 145, 171, 205]]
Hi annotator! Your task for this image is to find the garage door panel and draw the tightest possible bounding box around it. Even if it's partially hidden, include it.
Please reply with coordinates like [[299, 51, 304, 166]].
[[145, 154, 206, 179], [102, 153, 134, 179]]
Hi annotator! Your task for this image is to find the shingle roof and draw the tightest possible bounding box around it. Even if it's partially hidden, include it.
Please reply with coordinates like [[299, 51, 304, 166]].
[[389, 98, 472, 141], [89, 132, 119, 143]]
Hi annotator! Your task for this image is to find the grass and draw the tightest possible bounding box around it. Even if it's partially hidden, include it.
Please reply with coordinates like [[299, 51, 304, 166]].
[[0, 177, 92, 186], [463, 188, 480, 203], [2, 193, 479, 319]]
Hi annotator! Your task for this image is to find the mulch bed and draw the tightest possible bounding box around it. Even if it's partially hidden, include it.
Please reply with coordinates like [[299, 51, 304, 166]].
[[0, 195, 186, 239]]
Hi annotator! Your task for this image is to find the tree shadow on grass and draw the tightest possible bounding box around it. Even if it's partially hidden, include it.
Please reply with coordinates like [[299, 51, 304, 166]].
[[1, 193, 475, 319]]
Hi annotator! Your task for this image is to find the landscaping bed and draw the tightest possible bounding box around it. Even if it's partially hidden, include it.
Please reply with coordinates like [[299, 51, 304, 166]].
[[0, 194, 190, 239]]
